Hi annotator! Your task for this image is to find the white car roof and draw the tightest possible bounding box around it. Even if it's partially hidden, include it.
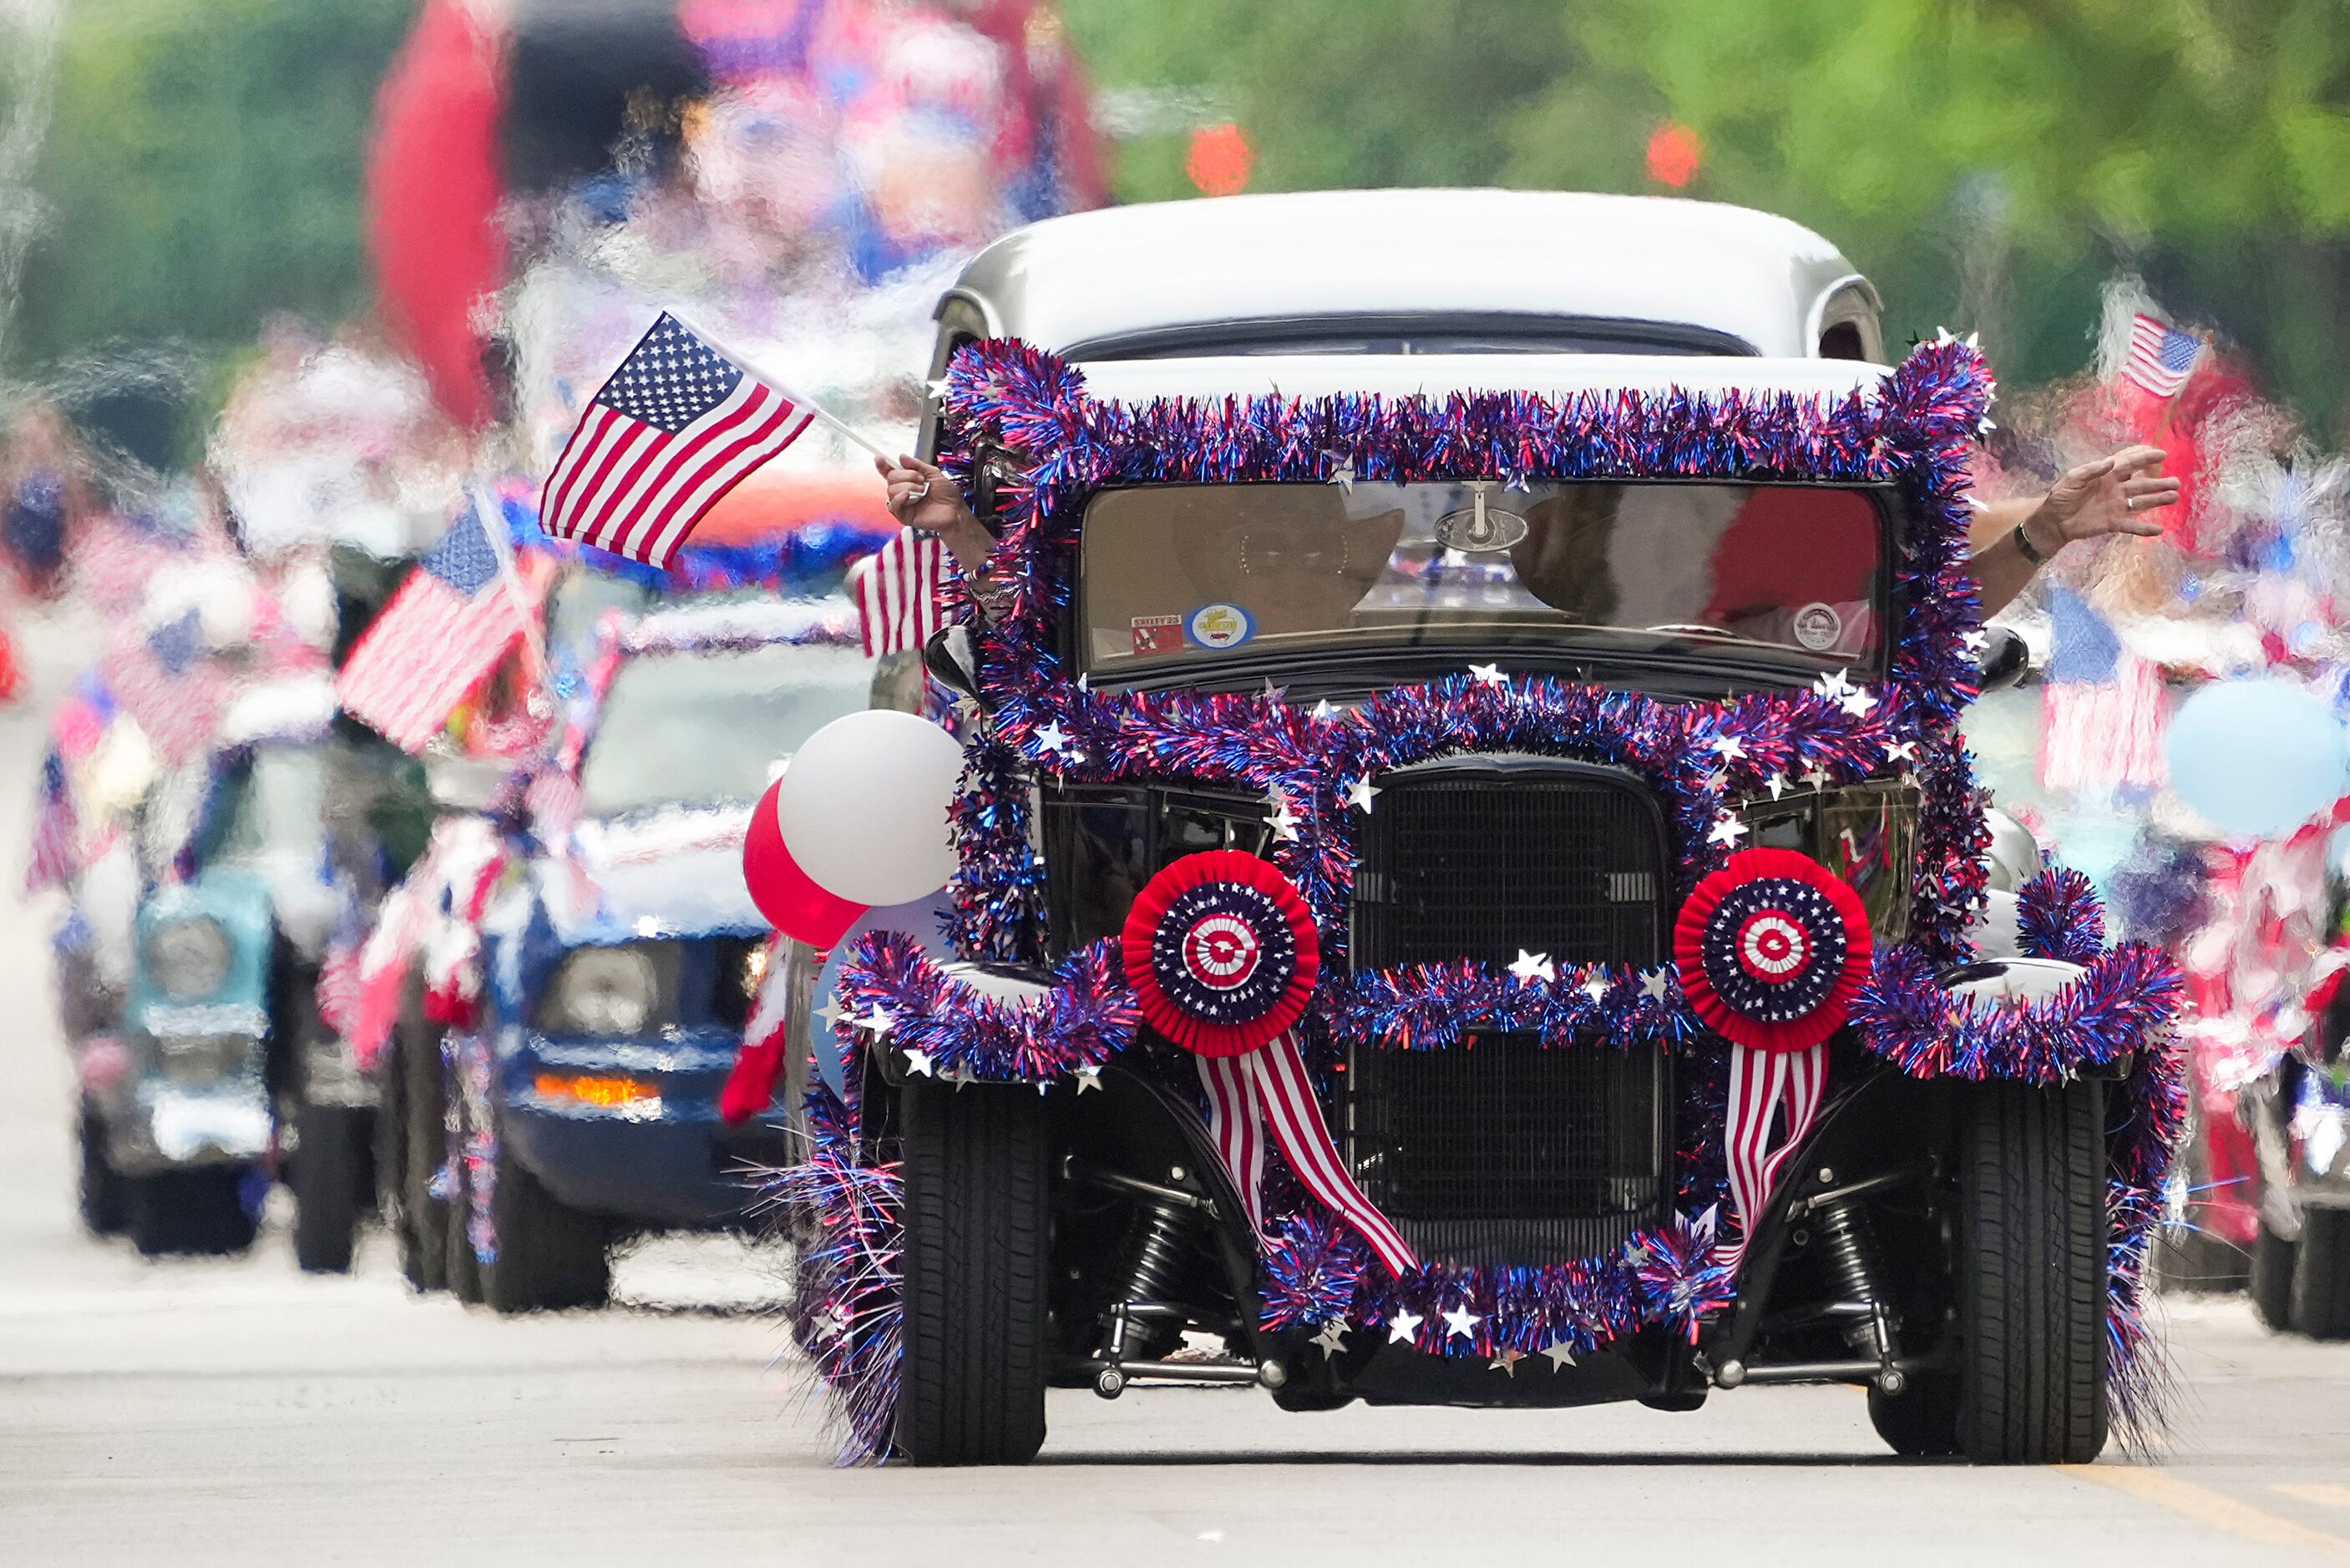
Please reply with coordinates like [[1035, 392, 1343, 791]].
[[945, 190, 1874, 361], [1066, 353, 1887, 408]]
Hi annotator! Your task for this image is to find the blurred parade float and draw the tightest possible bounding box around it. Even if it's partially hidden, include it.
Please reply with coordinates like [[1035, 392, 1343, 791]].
[[1971, 282, 2350, 1322]]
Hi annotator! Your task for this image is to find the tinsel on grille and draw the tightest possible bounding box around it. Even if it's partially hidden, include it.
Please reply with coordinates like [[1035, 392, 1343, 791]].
[[1328, 959, 1696, 1052]]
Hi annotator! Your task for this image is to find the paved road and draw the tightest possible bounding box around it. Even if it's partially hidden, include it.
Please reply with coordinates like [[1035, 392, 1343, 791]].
[[8, 620, 2350, 1566]]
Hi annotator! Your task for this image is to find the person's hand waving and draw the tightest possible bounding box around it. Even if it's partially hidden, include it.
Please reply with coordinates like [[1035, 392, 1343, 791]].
[[873, 451, 995, 580], [2023, 444, 2181, 554]]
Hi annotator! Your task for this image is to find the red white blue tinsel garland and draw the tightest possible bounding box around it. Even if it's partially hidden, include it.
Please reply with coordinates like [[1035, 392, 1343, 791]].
[[831, 931, 1136, 1081], [1328, 959, 1697, 1052], [2017, 866, 2110, 964], [1848, 943, 2181, 1084]]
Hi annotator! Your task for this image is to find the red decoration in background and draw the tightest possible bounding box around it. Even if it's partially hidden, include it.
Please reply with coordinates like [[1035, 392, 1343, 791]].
[[1675, 847, 1872, 1053], [1645, 120, 1704, 189], [744, 776, 865, 948], [367, 0, 509, 429], [1186, 123, 1254, 197]]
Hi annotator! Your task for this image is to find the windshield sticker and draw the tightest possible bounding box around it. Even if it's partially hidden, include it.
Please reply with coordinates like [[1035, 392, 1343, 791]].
[[1185, 604, 1255, 651], [1132, 615, 1184, 656], [1791, 602, 1844, 652]]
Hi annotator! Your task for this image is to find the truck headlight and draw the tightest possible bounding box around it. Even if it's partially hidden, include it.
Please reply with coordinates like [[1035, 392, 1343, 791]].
[[145, 917, 233, 1000], [541, 947, 661, 1036]]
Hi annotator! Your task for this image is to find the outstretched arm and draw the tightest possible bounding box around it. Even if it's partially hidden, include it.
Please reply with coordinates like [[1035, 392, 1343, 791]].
[[1968, 444, 2180, 617], [874, 452, 996, 579]]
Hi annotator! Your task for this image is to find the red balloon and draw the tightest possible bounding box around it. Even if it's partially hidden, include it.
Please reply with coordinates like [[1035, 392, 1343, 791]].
[[743, 778, 864, 948]]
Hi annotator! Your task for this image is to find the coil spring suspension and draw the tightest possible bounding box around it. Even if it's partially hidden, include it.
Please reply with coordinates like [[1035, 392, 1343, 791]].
[[1812, 1194, 1905, 1392], [1096, 1196, 1193, 1364]]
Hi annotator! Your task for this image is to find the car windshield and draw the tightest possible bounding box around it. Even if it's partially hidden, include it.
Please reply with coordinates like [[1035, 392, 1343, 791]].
[[1080, 481, 1890, 682], [204, 746, 328, 869], [579, 644, 870, 817]]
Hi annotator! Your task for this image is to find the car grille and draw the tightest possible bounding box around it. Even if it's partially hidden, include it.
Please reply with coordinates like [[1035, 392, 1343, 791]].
[[1345, 759, 1673, 1267], [1348, 1035, 1671, 1267], [1350, 760, 1668, 969]]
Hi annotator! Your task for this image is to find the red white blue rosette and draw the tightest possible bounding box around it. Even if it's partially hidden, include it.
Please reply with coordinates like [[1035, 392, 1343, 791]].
[[1674, 847, 1873, 1055], [1122, 850, 1320, 1057]]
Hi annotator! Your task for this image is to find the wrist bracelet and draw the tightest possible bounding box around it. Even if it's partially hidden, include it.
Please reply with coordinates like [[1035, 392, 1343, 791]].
[[2012, 519, 2053, 566]]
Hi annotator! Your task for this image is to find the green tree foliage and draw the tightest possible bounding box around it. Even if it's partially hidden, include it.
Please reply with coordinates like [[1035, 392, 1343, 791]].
[[8, 0, 412, 374], [1066, 0, 2350, 433]]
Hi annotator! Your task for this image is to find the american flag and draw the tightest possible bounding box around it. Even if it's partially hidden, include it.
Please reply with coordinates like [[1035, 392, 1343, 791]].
[[2042, 655, 2168, 793], [337, 502, 532, 754], [850, 528, 951, 657], [26, 747, 79, 893], [539, 313, 815, 566], [99, 611, 230, 764], [2124, 312, 2202, 398]]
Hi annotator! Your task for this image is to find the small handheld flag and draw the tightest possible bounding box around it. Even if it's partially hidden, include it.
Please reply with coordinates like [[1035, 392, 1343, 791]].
[[539, 313, 819, 567], [2122, 312, 2202, 399], [850, 528, 952, 658], [336, 501, 533, 753]]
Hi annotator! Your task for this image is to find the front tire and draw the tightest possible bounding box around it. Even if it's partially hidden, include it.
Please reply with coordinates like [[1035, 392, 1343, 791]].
[[1953, 1079, 2109, 1464], [480, 1116, 610, 1314], [386, 1024, 450, 1292], [2289, 1208, 2350, 1340], [2251, 1217, 2298, 1331], [129, 1166, 259, 1257], [895, 1080, 1049, 1466], [79, 1107, 128, 1236], [291, 1101, 367, 1274]]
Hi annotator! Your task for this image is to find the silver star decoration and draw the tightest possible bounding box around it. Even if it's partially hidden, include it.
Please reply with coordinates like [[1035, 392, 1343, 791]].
[[858, 1004, 894, 1036], [1505, 470, 1532, 493], [1813, 669, 1856, 702], [1442, 1302, 1481, 1340], [1263, 678, 1288, 705], [1310, 699, 1338, 721], [1711, 735, 1747, 761], [1489, 1351, 1523, 1377], [1706, 813, 1748, 849], [1765, 771, 1789, 800], [1639, 968, 1671, 1002], [1388, 1308, 1424, 1344], [1073, 1064, 1103, 1095], [1467, 662, 1507, 686], [1329, 459, 1355, 493], [1345, 776, 1380, 814], [1033, 720, 1074, 754], [816, 997, 851, 1032], [1802, 766, 1832, 788], [1508, 949, 1556, 984], [1840, 686, 1878, 717], [1076, 672, 1091, 693], [1961, 629, 1990, 655], [1884, 738, 1918, 762], [924, 377, 950, 404], [1541, 1340, 1578, 1371], [815, 1305, 851, 1340], [1581, 974, 1611, 1004], [903, 1048, 934, 1078], [1310, 1319, 1350, 1359], [1701, 770, 1730, 794], [1265, 802, 1304, 842]]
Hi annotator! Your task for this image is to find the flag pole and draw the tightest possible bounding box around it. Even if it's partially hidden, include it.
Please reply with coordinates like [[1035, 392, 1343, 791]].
[[686, 317, 903, 465]]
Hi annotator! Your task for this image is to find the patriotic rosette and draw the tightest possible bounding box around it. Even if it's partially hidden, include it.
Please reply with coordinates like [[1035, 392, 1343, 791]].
[[1674, 847, 1874, 1054], [1122, 850, 1319, 1057]]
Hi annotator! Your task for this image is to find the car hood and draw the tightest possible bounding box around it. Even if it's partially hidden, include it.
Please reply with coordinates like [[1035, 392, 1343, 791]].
[[537, 806, 765, 946]]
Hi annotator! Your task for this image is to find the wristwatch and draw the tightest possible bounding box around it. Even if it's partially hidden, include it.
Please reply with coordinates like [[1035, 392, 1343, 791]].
[[2012, 518, 2053, 566]]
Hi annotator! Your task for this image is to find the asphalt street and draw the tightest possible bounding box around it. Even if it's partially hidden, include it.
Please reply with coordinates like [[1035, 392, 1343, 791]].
[[6, 616, 2350, 1567]]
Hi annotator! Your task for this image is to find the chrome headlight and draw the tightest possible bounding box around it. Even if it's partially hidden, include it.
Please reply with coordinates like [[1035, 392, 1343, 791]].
[[145, 917, 234, 1001], [541, 946, 661, 1036]]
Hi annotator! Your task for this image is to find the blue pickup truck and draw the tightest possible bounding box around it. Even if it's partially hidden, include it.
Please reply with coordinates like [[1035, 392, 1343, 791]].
[[437, 595, 869, 1310]]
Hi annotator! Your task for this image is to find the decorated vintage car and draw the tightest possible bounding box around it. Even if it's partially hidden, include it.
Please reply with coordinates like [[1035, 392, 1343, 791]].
[[413, 594, 869, 1311], [767, 192, 2183, 1467]]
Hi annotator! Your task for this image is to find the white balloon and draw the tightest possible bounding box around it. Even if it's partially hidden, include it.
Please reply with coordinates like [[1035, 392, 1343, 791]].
[[776, 709, 964, 905]]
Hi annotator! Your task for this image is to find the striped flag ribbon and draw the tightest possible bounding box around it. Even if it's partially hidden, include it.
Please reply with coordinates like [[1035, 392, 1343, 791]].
[[1196, 1031, 1419, 1277], [850, 528, 951, 658], [1720, 1042, 1828, 1266]]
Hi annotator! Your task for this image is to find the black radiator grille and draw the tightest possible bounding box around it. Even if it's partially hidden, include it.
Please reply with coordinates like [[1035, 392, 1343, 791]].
[[1350, 763, 1668, 970], [1348, 1036, 1670, 1267]]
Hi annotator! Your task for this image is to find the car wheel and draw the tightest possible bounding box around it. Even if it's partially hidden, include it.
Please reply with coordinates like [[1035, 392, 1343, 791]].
[[1867, 1373, 1959, 1457], [478, 1104, 610, 1313], [291, 1100, 366, 1274], [2289, 1208, 2350, 1340], [895, 1080, 1049, 1466], [78, 1105, 129, 1236], [129, 1166, 260, 1257], [2251, 1217, 2298, 1332], [444, 1055, 486, 1306], [1952, 1078, 2108, 1464], [387, 1025, 450, 1292]]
